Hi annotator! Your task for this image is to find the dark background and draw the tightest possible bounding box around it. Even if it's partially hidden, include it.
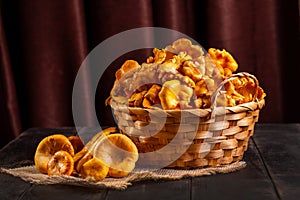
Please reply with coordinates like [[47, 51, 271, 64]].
[[0, 0, 299, 148]]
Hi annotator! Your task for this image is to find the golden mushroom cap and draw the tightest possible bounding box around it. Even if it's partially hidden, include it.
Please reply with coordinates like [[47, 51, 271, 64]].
[[34, 134, 74, 174], [93, 133, 138, 178]]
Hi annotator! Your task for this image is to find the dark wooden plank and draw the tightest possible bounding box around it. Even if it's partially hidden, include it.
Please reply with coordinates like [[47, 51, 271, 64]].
[[253, 124, 300, 200], [0, 173, 32, 200], [1, 125, 298, 200], [21, 184, 107, 200], [105, 179, 190, 200], [191, 137, 279, 200]]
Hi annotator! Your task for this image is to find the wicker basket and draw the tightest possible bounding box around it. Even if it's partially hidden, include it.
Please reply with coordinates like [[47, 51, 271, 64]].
[[110, 72, 265, 169]]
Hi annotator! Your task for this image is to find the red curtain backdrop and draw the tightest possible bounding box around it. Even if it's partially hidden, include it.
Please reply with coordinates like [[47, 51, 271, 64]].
[[0, 0, 299, 147]]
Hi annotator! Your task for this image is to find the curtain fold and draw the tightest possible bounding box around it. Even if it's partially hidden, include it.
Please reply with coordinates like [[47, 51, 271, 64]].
[[278, 0, 300, 122], [0, 0, 299, 147], [85, 0, 154, 47], [15, 0, 89, 127], [0, 12, 22, 147]]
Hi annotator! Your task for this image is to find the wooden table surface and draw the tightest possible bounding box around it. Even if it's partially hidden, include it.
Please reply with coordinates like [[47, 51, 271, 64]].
[[0, 124, 299, 200]]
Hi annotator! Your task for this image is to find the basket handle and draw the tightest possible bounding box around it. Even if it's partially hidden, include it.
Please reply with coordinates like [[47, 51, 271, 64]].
[[210, 72, 260, 110]]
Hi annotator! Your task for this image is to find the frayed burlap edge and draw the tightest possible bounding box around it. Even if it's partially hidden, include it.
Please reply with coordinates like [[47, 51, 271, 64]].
[[0, 161, 246, 190]]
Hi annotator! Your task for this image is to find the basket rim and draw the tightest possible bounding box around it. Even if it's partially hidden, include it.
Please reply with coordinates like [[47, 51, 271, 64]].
[[110, 98, 265, 117]]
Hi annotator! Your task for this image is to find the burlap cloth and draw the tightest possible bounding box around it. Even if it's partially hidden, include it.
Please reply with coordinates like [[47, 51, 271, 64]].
[[0, 161, 246, 190]]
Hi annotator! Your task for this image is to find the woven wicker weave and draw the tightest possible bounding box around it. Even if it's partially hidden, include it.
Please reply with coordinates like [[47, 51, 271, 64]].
[[110, 72, 265, 169]]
